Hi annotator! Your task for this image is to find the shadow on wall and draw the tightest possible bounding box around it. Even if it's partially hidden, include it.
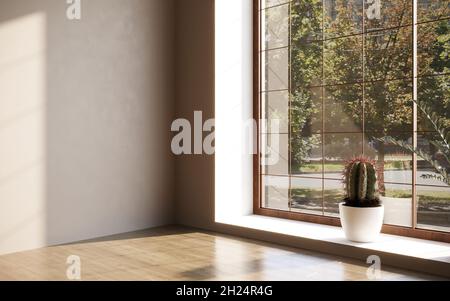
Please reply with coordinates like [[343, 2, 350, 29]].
[[0, 0, 175, 255]]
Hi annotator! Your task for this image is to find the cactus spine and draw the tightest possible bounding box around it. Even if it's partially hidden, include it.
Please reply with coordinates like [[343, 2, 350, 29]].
[[344, 157, 379, 206]]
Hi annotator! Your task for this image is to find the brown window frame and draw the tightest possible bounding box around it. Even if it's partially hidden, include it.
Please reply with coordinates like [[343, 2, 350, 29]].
[[252, 0, 450, 243]]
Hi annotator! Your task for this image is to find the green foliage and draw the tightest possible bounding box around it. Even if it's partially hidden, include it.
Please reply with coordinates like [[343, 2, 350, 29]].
[[287, 0, 449, 178], [431, 21, 450, 74], [378, 99, 450, 186], [290, 91, 320, 168], [418, 100, 450, 154], [343, 157, 380, 207], [289, 0, 322, 169]]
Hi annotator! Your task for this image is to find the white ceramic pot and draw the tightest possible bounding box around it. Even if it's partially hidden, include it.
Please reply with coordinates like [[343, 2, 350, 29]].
[[339, 203, 384, 243]]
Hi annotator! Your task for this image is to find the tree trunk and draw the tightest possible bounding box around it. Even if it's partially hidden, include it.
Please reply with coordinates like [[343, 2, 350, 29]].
[[377, 143, 386, 197]]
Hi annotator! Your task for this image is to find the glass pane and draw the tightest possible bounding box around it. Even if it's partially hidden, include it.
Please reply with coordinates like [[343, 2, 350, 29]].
[[364, 0, 412, 32], [417, 185, 450, 232], [291, 0, 323, 43], [257, 0, 450, 236], [290, 177, 323, 215], [262, 91, 289, 134], [262, 175, 289, 211], [365, 134, 413, 185], [262, 134, 289, 175], [291, 86, 322, 134], [418, 0, 450, 23], [324, 0, 363, 39], [262, 3, 289, 50], [324, 133, 363, 179], [417, 132, 450, 186], [417, 20, 450, 77], [364, 80, 413, 134], [417, 75, 450, 132], [324, 35, 363, 85], [290, 133, 322, 177], [324, 179, 344, 217], [381, 183, 413, 227], [324, 83, 363, 133], [365, 26, 412, 81], [262, 48, 289, 91], [262, 0, 290, 10], [291, 41, 323, 89]]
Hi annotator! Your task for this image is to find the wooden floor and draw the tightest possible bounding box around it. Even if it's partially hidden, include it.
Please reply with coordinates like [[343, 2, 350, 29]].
[[0, 226, 445, 281]]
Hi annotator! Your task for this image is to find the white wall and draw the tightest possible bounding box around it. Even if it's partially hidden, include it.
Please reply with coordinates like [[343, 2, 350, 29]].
[[0, 0, 175, 255], [174, 0, 254, 228], [215, 0, 254, 221]]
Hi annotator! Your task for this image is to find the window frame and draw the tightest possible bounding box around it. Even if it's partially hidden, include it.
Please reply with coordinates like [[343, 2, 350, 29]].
[[253, 0, 450, 243]]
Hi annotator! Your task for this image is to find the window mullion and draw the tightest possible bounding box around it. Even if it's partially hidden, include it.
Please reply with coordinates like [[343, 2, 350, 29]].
[[412, 0, 418, 229]]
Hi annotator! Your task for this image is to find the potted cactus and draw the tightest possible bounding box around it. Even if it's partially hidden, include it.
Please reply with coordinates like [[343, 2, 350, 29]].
[[339, 157, 384, 243]]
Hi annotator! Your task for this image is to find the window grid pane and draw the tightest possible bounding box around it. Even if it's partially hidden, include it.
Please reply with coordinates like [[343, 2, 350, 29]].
[[259, 0, 450, 233]]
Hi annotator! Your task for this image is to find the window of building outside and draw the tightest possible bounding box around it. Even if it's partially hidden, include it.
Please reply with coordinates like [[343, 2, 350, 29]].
[[256, 0, 450, 241]]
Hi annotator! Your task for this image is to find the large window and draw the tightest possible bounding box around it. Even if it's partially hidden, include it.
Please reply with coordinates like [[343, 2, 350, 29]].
[[255, 0, 450, 241]]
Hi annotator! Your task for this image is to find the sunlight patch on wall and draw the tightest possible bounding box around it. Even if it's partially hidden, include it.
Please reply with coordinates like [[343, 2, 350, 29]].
[[215, 0, 253, 222], [0, 12, 47, 255]]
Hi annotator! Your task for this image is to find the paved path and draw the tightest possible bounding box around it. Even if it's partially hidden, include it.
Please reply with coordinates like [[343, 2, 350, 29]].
[[266, 171, 450, 191]]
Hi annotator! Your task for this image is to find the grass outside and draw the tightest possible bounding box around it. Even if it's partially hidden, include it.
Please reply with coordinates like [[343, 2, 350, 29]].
[[291, 188, 450, 207], [292, 188, 450, 203], [293, 161, 412, 174], [290, 188, 450, 227]]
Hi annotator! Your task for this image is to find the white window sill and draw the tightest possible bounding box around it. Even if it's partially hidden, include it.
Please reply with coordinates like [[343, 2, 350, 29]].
[[217, 215, 450, 265]]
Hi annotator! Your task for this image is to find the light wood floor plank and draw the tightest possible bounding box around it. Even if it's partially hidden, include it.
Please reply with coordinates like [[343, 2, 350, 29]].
[[0, 226, 445, 281]]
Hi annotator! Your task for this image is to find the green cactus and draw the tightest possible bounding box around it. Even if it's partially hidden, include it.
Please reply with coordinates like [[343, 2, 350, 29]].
[[366, 163, 377, 200], [343, 157, 380, 207]]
